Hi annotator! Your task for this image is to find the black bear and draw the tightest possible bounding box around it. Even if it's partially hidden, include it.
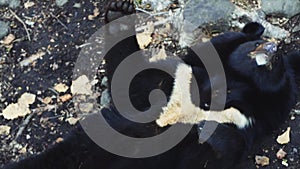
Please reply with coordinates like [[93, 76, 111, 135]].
[[3, 0, 300, 169]]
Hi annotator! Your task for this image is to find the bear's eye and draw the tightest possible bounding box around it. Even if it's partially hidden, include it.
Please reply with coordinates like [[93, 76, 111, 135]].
[[255, 42, 260, 47]]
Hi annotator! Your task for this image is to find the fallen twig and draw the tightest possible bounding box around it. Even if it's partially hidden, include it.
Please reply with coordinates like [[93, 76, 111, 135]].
[[50, 12, 69, 30], [136, 18, 170, 32], [135, 7, 168, 17], [9, 9, 31, 41], [14, 113, 35, 141], [75, 43, 91, 49]]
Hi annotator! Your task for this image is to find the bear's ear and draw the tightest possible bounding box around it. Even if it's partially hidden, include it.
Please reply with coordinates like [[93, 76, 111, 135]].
[[242, 22, 265, 38]]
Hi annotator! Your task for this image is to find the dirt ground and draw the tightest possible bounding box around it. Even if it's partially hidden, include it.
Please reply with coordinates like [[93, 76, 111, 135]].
[[0, 0, 107, 166], [0, 0, 299, 168]]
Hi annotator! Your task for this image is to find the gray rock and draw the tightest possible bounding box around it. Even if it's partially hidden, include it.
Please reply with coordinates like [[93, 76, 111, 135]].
[[0, 21, 9, 39], [100, 89, 111, 107], [261, 0, 300, 17], [179, 0, 234, 46], [0, 0, 20, 8], [101, 76, 108, 87], [56, 0, 68, 7], [73, 3, 81, 8], [0, 0, 8, 5], [293, 147, 298, 153], [294, 109, 300, 115], [184, 0, 234, 27], [9, 0, 20, 8]]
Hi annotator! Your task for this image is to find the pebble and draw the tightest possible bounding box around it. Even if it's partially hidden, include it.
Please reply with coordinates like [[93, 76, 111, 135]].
[[100, 89, 111, 107], [0, 21, 9, 40], [101, 76, 108, 87], [293, 148, 298, 153], [73, 3, 81, 8], [56, 0, 68, 7], [0, 0, 20, 8]]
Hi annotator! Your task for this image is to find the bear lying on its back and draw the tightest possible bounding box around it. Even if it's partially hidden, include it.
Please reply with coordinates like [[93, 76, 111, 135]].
[[3, 0, 300, 169]]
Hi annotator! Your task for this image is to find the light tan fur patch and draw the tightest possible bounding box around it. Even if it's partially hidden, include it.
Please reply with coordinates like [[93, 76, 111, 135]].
[[156, 63, 252, 128]]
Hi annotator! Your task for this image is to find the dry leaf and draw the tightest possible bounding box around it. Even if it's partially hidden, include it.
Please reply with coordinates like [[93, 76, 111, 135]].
[[88, 15, 95, 20], [164, 23, 171, 33], [2, 103, 28, 120], [24, 1, 35, 8], [20, 51, 46, 66], [93, 7, 100, 17], [255, 155, 270, 166], [55, 137, 64, 143], [18, 145, 27, 154], [71, 75, 93, 95], [2, 93, 36, 120], [54, 83, 69, 93], [18, 93, 36, 105], [149, 46, 167, 62], [145, 21, 154, 33], [42, 97, 52, 104], [0, 125, 11, 135], [66, 117, 80, 125], [276, 127, 291, 144], [59, 94, 72, 102], [88, 7, 100, 20], [276, 148, 287, 159], [58, 116, 64, 121], [40, 117, 49, 124], [282, 159, 289, 167], [1, 34, 15, 45], [136, 32, 152, 49], [79, 102, 94, 113]]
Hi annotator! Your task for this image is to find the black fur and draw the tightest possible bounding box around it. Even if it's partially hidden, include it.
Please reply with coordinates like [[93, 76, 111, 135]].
[[3, 0, 300, 169]]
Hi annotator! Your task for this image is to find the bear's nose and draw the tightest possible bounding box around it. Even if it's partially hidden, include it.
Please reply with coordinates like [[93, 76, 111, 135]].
[[254, 42, 277, 55], [263, 42, 277, 54]]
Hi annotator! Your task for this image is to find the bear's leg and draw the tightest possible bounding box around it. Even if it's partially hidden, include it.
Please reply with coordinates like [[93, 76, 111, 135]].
[[103, 0, 140, 87]]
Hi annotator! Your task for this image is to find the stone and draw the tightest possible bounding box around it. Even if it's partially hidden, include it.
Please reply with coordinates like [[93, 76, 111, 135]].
[[9, 0, 20, 8], [101, 76, 108, 87], [184, 0, 234, 27], [100, 89, 111, 107], [56, 0, 68, 7], [0, 21, 9, 40], [261, 0, 300, 17], [0, 0, 20, 8], [179, 0, 234, 46], [0, 0, 8, 5]]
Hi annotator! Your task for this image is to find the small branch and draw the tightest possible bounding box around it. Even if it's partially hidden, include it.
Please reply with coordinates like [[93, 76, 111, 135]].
[[135, 7, 152, 15], [75, 43, 91, 49], [50, 12, 69, 30], [14, 113, 35, 141], [9, 9, 31, 41], [135, 7, 168, 17], [48, 87, 59, 96], [136, 18, 170, 32], [47, 114, 64, 120]]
